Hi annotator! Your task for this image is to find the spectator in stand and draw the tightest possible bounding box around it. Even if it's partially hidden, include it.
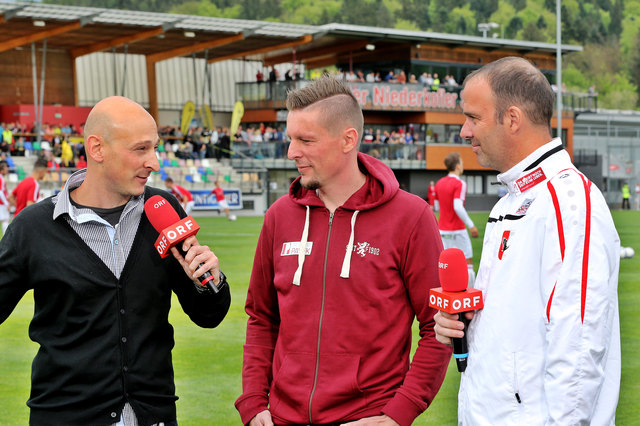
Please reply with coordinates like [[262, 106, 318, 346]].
[[210, 180, 236, 221], [60, 138, 74, 167], [434, 152, 479, 286], [256, 69, 264, 82], [268, 66, 277, 82], [419, 72, 428, 84], [384, 70, 396, 82], [9, 156, 48, 216], [1, 123, 13, 154], [396, 71, 407, 84], [431, 73, 440, 91], [425, 73, 434, 86], [164, 177, 195, 215], [0, 160, 9, 234], [76, 155, 87, 169], [216, 127, 231, 161], [409, 73, 417, 84]]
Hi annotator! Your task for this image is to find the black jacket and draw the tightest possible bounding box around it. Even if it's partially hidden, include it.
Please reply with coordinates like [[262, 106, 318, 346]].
[[0, 186, 231, 425]]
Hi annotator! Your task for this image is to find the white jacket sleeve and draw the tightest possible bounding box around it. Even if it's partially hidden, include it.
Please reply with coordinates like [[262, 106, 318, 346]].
[[541, 170, 620, 424], [453, 197, 474, 229]]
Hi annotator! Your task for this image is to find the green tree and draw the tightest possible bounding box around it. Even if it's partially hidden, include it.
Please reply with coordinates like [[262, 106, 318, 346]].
[[543, 0, 555, 12], [396, 0, 431, 31], [609, 0, 624, 39], [510, 0, 527, 12], [630, 28, 640, 100], [521, 21, 545, 41], [470, 0, 499, 22], [506, 16, 523, 38]]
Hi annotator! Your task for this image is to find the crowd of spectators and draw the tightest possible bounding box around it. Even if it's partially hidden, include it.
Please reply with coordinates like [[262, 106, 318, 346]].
[[0, 118, 469, 176], [0, 121, 87, 171]]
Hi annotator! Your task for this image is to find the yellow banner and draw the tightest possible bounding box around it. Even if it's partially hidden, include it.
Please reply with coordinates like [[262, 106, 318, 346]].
[[230, 101, 244, 135], [200, 104, 214, 130], [180, 101, 196, 135]]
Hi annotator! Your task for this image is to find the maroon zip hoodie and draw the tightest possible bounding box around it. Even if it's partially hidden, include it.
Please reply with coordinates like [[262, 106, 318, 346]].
[[236, 153, 452, 425]]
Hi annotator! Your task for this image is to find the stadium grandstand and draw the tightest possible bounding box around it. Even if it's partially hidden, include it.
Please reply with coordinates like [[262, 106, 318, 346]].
[[1, 1, 638, 213]]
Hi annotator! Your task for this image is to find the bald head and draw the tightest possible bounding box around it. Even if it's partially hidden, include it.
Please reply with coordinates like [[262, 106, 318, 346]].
[[84, 96, 156, 146]]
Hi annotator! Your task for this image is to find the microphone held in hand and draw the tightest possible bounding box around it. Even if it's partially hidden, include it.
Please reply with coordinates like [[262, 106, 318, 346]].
[[429, 248, 484, 372], [144, 195, 216, 289]]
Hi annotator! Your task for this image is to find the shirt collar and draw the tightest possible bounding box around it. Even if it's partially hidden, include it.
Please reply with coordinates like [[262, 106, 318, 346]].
[[53, 168, 145, 224]]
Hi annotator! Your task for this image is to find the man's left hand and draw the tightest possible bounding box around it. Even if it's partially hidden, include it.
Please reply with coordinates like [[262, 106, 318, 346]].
[[170, 235, 220, 284], [341, 415, 400, 426]]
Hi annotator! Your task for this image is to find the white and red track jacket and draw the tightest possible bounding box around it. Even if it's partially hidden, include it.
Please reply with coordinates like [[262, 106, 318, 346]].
[[459, 139, 621, 425]]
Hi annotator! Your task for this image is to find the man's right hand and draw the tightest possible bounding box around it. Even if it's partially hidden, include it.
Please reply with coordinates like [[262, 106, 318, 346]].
[[250, 410, 273, 426], [434, 311, 475, 346], [470, 226, 479, 238]]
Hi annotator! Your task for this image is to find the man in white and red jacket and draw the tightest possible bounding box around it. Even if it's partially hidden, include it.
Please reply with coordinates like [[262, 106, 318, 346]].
[[235, 76, 452, 426]]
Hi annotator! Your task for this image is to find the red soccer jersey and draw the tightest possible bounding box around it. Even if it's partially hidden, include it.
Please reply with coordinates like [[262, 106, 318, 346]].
[[12, 176, 40, 215], [434, 174, 466, 231], [427, 184, 437, 206], [171, 184, 193, 202], [211, 186, 225, 202], [0, 174, 7, 205]]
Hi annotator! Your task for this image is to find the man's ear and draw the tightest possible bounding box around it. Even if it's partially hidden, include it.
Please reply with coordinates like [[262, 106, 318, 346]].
[[504, 106, 523, 134], [85, 135, 105, 163], [342, 127, 360, 154]]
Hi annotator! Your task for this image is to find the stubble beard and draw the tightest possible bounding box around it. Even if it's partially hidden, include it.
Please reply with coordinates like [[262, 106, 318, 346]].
[[300, 175, 321, 191]]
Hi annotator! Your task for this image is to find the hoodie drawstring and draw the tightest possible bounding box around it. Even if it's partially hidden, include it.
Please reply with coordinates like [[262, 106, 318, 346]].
[[293, 206, 310, 286], [340, 210, 359, 279]]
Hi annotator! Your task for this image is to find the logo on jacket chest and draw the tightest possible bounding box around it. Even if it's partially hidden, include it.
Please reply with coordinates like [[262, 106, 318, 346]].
[[515, 167, 546, 193], [352, 241, 380, 257], [281, 241, 313, 256]]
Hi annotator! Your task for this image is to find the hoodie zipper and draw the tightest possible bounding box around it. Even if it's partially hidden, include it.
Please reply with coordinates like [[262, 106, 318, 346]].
[[308, 212, 334, 423]]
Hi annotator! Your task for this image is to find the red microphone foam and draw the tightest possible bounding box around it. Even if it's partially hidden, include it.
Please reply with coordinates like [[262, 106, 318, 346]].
[[429, 248, 483, 314], [438, 248, 468, 292], [144, 194, 200, 258], [145, 195, 180, 232]]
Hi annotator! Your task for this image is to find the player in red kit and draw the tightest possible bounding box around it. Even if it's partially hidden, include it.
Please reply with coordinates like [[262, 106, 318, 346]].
[[0, 160, 10, 234], [434, 152, 478, 286], [426, 180, 437, 209], [10, 157, 48, 216], [210, 180, 236, 221], [164, 176, 194, 215]]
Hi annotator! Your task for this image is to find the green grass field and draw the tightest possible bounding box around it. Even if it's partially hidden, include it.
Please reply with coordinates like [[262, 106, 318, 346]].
[[1, 210, 638, 425]]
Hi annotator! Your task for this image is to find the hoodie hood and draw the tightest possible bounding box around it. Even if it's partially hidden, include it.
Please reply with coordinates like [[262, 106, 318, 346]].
[[287, 153, 400, 285], [288, 152, 399, 211]]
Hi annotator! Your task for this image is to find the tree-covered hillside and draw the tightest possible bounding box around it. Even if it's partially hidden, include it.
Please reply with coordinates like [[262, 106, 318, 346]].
[[47, 0, 640, 109]]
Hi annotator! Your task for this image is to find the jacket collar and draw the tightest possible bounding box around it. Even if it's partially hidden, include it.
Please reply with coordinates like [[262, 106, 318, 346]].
[[498, 138, 569, 195]]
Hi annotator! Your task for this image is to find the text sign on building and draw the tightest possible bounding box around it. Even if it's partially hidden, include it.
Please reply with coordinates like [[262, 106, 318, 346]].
[[349, 84, 459, 111]]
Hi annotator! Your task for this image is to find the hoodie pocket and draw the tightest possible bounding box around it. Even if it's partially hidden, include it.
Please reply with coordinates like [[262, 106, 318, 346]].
[[270, 352, 365, 422], [270, 352, 315, 418]]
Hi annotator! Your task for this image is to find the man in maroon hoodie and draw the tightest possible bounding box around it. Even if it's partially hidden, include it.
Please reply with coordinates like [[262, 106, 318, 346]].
[[236, 76, 451, 426]]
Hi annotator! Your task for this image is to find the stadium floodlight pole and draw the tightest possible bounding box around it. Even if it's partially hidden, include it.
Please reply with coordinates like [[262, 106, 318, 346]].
[[556, 0, 562, 139]]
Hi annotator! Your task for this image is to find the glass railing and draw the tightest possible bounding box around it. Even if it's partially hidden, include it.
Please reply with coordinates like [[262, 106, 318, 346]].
[[236, 80, 597, 113]]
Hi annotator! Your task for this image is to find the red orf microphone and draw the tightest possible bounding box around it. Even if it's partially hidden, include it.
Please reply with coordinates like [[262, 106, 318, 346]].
[[429, 248, 484, 372], [144, 194, 215, 289]]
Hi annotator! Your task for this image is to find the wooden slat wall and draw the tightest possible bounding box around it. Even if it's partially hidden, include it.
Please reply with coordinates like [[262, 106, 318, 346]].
[[0, 49, 74, 105]]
